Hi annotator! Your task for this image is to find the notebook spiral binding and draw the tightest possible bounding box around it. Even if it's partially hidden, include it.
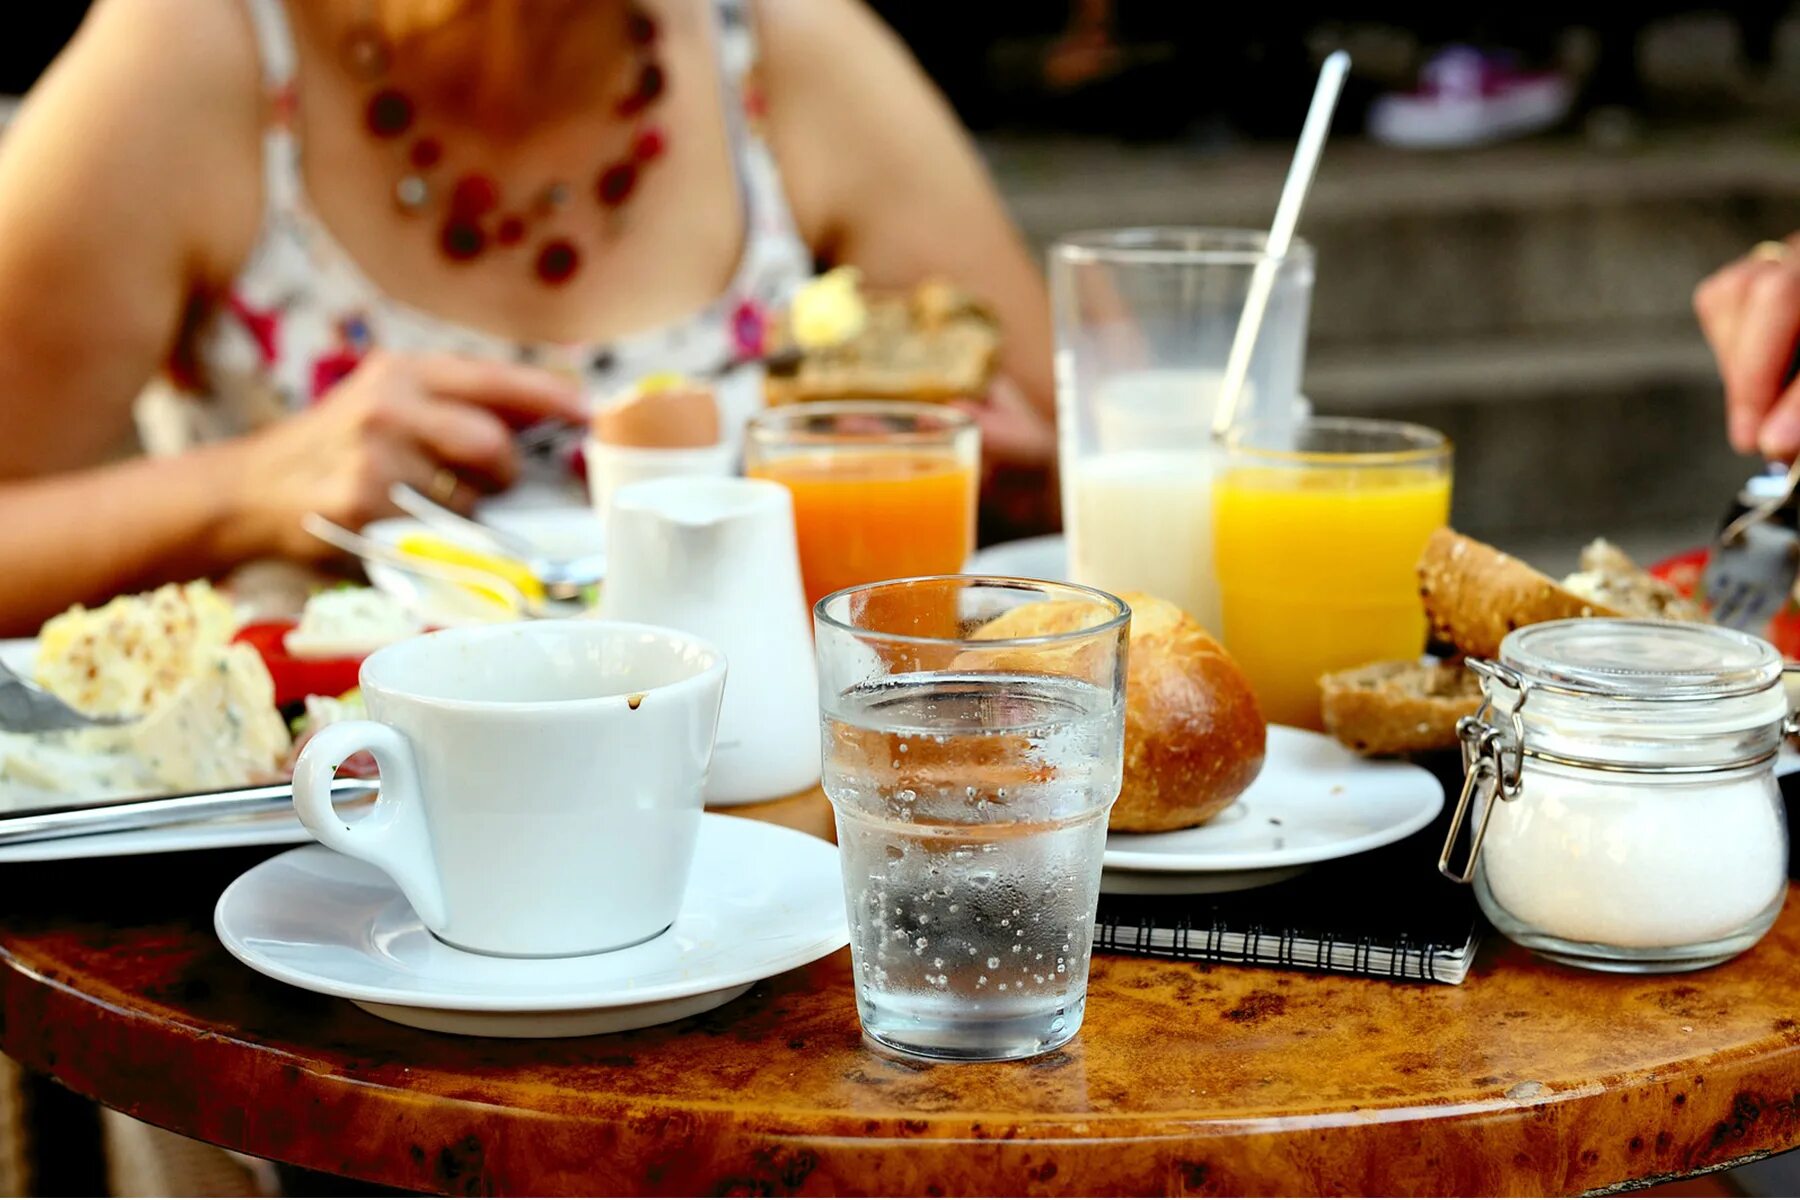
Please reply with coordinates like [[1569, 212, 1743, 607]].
[[1092, 911, 1473, 985]]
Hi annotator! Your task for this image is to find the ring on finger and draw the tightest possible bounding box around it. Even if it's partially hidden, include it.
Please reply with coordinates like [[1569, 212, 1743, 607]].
[[1752, 240, 1790, 264], [429, 467, 463, 508]]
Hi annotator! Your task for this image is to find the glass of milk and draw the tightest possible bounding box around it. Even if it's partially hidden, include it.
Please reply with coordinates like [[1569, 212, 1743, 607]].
[[1051, 229, 1315, 634]]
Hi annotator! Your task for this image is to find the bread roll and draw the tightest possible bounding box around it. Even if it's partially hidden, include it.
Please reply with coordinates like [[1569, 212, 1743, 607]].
[[1319, 659, 1482, 756], [967, 592, 1266, 832]]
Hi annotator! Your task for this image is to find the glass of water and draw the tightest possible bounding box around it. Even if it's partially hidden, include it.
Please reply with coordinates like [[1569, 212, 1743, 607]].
[[814, 576, 1130, 1061]]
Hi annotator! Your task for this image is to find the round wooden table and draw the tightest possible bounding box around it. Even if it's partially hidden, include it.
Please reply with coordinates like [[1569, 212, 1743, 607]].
[[2, 791, 1799, 1196]]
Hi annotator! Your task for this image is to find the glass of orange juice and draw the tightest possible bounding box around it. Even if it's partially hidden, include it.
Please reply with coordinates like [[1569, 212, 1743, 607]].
[[746, 402, 980, 610], [1213, 417, 1452, 730]]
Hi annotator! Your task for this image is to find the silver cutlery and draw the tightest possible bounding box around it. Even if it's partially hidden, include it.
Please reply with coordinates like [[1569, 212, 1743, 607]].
[[0, 777, 374, 846], [0, 657, 130, 734], [1703, 459, 1800, 632]]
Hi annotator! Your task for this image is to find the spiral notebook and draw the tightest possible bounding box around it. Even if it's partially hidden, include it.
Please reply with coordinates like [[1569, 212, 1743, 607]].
[[1093, 809, 1482, 986]]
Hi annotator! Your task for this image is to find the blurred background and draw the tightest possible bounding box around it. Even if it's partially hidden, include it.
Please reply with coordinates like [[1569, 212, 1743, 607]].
[[10, 2, 1800, 575], [870, 1, 1800, 573]]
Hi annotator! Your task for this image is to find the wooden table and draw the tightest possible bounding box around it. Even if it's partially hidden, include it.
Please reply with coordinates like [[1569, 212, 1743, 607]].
[[2, 790, 1799, 1197]]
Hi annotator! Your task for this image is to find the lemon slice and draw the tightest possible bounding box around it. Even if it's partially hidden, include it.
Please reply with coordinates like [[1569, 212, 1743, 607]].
[[392, 534, 545, 609]]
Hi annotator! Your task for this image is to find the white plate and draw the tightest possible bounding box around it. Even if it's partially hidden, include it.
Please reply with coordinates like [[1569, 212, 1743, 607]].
[[214, 813, 848, 1038], [362, 505, 605, 627], [0, 637, 318, 858], [965, 534, 1068, 582], [1101, 726, 1444, 893], [0, 808, 314, 864]]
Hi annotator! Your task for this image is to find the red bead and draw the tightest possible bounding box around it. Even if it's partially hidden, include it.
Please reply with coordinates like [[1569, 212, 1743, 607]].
[[365, 88, 414, 138], [440, 220, 486, 262], [408, 137, 442, 169], [627, 9, 658, 45], [596, 162, 638, 207], [450, 173, 500, 218], [496, 216, 526, 246], [617, 62, 665, 116], [637, 63, 666, 103], [632, 126, 666, 163], [535, 240, 580, 285]]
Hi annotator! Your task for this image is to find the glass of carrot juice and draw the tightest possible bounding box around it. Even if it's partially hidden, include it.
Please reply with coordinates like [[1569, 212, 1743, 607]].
[[1213, 417, 1452, 730], [746, 402, 980, 610]]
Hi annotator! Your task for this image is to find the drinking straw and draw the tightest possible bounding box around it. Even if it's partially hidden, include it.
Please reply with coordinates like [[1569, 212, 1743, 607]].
[[1211, 50, 1351, 439]]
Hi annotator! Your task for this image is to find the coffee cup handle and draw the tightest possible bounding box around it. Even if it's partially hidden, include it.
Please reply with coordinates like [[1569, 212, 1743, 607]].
[[292, 720, 448, 929]]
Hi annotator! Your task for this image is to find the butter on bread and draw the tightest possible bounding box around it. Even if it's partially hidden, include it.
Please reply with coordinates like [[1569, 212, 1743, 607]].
[[766, 276, 999, 406], [1416, 529, 1619, 660], [1330, 530, 1708, 759], [1561, 539, 1704, 622], [1417, 529, 1705, 661]]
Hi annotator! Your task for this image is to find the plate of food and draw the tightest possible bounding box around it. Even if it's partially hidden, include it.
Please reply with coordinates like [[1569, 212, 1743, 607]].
[[0, 580, 418, 860], [762, 270, 1000, 407]]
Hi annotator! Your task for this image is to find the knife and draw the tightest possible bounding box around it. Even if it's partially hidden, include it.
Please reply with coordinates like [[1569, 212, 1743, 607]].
[[0, 777, 375, 846]]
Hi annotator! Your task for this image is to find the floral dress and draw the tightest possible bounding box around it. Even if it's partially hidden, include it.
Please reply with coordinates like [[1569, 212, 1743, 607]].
[[138, 0, 815, 497]]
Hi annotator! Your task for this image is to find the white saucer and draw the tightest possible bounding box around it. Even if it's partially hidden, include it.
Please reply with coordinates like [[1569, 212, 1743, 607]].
[[215, 814, 847, 1038], [1101, 726, 1444, 894]]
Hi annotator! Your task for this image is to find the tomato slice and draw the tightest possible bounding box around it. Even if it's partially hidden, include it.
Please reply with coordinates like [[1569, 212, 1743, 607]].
[[232, 621, 365, 708]]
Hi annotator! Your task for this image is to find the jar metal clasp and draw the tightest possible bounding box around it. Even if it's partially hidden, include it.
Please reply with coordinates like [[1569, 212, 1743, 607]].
[[1438, 659, 1529, 884], [1783, 665, 1800, 741]]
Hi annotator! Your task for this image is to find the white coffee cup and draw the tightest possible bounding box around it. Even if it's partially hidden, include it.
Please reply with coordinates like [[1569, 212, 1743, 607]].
[[292, 620, 727, 958]]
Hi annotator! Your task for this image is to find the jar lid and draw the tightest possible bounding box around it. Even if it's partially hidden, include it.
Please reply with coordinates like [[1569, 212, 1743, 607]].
[[1499, 618, 1782, 702]]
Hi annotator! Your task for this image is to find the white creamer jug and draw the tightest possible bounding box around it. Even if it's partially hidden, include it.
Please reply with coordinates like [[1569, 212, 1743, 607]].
[[601, 476, 821, 805]]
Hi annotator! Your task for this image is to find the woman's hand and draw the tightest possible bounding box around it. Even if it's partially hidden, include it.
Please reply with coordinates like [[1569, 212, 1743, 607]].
[[229, 352, 583, 561], [954, 375, 1060, 539], [1696, 237, 1800, 458], [952, 375, 1056, 470]]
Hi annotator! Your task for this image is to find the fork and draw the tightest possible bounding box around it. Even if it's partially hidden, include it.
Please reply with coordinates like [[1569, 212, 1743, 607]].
[[0, 657, 131, 734], [1702, 458, 1800, 632]]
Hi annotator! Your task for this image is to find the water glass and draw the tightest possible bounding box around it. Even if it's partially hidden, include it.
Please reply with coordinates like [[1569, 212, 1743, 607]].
[[747, 402, 980, 610], [1052, 228, 1314, 634], [814, 576, 1129, 1061]]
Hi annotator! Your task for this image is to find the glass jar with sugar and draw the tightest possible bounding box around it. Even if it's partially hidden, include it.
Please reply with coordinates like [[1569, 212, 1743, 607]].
[[1441, 618, 1792, 972]]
